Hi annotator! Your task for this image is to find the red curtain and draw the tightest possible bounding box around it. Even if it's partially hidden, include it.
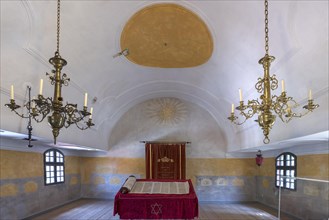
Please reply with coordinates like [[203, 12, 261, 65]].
[[145, 143, 186, 180]]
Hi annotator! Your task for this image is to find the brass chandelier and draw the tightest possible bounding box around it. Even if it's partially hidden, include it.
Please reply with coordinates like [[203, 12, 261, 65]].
[[228, 0, 319, 144], [5, 0, 94, 144]]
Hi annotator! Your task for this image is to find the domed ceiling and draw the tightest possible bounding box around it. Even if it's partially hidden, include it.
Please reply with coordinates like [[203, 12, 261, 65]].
[[0, 1, 328, 155]]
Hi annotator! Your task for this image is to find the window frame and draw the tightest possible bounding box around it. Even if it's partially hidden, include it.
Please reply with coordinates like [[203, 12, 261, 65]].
[[44, 149, 65, 186], [275, 152, 297, 190]]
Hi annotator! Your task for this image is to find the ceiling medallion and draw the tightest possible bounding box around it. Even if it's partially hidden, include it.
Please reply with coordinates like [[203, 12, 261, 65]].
[[146, 98, 187, 125], [121, 3, 213, 68]]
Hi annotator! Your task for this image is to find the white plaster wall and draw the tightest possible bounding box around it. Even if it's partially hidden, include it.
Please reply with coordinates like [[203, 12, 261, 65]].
[[107, 98, 227, 158]]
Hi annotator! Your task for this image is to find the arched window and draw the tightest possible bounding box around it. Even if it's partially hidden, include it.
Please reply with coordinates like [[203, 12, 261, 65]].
[[44, 149, 65, 185], [275, 152, 297, 190]]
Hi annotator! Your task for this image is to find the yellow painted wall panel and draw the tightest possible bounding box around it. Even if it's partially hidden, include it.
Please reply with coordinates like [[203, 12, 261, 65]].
[[298, 154, 329, 180], [0, 150, 43, 179], [0, 150, 81, 179], [257, 157, 275, 177], [186, 158, 255, 179], [257, 154, 328, 180], [65, 156, 81, 174]]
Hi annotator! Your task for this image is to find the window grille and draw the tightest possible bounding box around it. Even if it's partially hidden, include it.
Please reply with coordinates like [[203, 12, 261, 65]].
[[44, 149, 65, 185], [275, 152, 296, 190]]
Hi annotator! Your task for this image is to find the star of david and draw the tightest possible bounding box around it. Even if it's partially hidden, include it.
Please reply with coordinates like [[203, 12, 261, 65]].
[[151, 202, 162, 215]]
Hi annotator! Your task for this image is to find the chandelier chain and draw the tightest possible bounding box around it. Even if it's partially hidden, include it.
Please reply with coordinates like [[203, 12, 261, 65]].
[[264, 0, 269, 55], [56, 0, 61, 54]]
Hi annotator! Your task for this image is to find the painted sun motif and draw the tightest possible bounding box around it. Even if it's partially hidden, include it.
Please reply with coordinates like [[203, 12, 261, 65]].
[[146, 98, 187, 125]]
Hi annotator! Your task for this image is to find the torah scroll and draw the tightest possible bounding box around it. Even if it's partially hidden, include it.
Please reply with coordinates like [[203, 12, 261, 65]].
[[130, 181, 189, 194]]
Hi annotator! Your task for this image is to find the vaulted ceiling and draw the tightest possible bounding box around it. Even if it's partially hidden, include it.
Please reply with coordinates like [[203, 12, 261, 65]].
[[1, 1, 328, 157]]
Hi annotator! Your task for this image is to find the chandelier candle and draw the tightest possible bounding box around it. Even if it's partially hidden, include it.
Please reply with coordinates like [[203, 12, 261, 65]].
[[89, 107, 93, 119], [309, 89, 312, 100], [84, 93, 88, 107], [281, 80, 285, 93], [10, 85, 14, 100], [239, 88, 243, 102], [39, 79, 43, 95]]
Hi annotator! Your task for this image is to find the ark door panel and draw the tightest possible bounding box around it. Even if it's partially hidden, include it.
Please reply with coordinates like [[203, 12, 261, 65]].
[[145, 143, 186, 180]]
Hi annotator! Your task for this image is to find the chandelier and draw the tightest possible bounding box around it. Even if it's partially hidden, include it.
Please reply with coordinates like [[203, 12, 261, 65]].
[[228, 0, 319, 144], [5, 0, 94, 144]]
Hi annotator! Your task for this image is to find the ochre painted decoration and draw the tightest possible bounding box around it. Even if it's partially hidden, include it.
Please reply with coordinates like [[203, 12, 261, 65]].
[[0, 184, 18, 197], [70, 176, 79, 185], [24, 181, 38, 193], [121, 3, 213, 68], [146, 98, 187, 125], [93, 176, 105, 185], [262, 179, 270, 188], [110, 177, 121, 185], [232, 178, 244, 186]]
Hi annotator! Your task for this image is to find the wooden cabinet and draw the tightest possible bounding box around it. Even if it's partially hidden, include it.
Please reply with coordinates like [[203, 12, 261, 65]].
[[145, 143, 186, 180]]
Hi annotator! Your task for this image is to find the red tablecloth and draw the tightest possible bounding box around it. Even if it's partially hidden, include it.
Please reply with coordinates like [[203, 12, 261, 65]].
[[113, 179, 198, 219]]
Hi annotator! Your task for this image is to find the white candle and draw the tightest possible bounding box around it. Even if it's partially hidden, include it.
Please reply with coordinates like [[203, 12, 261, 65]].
[[10, 85, 14, 100], [39, 79, 43, 95], [281, 80, 285, 93], [239, 88, 243, 102], [84, 93, 88, 107], [89, 107, 93, 119], [231, 104, 234, 113], [309, 89, 312, 100]]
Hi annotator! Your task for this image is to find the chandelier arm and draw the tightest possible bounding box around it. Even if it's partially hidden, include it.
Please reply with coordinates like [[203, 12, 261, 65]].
[[247, 100, 261, 115], [269, 75, 278, 90], [10, 109, 30, 119], [63, 103, 79, 127], [75, 112, 95, 130], [231, 116, 248, 126], [271, 95, 285, 116], [32, 96, 52, 123], [74, 122, 90, 130], [234, 104, 258, 125], [255, 78, 265, 93], [62, 103, 91, 128], [61, 73, 70, 86]]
